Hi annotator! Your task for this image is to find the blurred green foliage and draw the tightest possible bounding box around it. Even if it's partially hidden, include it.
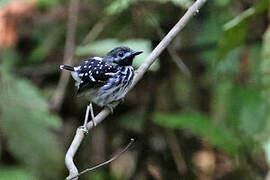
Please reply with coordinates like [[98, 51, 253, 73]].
[[105, 0, 193, 15], [0, 59, 63, 179], [0, 166, 35, 180], [216, 0, 268, 62], [153, 111, 240, 153]]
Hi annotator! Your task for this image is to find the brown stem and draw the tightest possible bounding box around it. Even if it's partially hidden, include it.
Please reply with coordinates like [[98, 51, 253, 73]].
[[50, 0, 80, 111]]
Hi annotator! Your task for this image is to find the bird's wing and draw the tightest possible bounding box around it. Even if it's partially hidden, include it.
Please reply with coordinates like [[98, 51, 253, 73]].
[[75, 58, 118, 95]]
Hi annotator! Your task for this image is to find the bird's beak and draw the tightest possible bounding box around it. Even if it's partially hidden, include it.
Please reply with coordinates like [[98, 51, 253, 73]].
[[131, 51, 143, 56]]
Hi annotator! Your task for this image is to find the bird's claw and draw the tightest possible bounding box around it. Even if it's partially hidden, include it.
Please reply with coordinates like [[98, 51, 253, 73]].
[[79, 125, 88, 134], [106, 99, 124, 113], [91, 118, 96, 127], [107, 105, 114, 114], [119, 98, 124, 104]]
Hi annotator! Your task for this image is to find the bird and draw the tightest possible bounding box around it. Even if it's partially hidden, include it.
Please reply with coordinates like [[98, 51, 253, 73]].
[[60, 46, 143, 117]]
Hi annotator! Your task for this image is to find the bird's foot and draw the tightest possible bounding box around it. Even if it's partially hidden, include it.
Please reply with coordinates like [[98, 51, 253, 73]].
[[106, 99, 124, 113], [119, 98, 125, 104], [91, 118, 96, 127], [79, 125, 88, 134], [107, 105, 114, 114]]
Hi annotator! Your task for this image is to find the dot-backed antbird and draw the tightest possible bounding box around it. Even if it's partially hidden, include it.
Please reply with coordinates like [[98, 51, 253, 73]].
[[60, 46, 143, 114]]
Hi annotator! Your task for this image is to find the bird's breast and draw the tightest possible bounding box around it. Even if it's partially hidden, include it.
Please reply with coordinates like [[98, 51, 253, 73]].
[[90, 66, 134, 106]]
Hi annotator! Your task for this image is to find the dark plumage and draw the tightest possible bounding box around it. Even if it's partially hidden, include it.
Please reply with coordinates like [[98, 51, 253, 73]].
[[60, 46, 143, 112]]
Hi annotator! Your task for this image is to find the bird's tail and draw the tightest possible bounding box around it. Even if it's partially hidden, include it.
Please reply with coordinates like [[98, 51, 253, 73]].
[[60, 65, 75, 71]]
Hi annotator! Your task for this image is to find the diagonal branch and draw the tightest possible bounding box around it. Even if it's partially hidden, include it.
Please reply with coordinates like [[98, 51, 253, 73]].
[[65, 0, 207, 179]]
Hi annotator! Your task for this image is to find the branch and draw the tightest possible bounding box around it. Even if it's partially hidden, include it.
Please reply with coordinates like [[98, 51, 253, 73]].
[[156, 27, 191, 77], [65, 0, 207, 179], [67, 139, 135, 180], [164, 129, 187, 174], [50, 0, 79, 111], [80, 17, 110, 46]]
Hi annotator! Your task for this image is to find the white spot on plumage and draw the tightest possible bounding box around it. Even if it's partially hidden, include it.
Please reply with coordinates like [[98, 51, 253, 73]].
[[93, 56, 102, 61], [105, 72, 115, 76], [74, 66, 80, 71], [84, 65, 87, 68], [89, 75, 96, 82], [96, 71, 99, 74], [85, 73, 88, 76], [71, 71, 83, 83]]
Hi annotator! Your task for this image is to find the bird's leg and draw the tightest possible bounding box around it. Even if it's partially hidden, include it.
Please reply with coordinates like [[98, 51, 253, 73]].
[[89, 102, 96, 127], [106, 101, 120, 114], [119, 98, 125, 104], [80, 104, 91, 134], [107, 104, 114, 114]]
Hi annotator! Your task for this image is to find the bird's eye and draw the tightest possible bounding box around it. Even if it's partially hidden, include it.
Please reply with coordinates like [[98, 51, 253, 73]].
[[118, 52, 124, 57]]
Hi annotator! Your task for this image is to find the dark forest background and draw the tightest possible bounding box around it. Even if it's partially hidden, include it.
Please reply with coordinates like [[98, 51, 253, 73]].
[[1, 0, 270, 179]]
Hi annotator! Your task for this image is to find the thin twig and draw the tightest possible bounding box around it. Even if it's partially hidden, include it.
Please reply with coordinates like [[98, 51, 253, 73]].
[[65, 0, 207, 179], [137, 5, 191, 77], [131, 0, 206, 88], [164, 129, 187, 174], [50, 0, 80, 111], [80, 17, 110, 46], [67, 138, 135, 180], [156, 28, 191, 77]]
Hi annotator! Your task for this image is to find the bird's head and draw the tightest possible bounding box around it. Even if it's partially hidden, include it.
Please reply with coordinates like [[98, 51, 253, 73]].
[[103, 46, 143, 66]]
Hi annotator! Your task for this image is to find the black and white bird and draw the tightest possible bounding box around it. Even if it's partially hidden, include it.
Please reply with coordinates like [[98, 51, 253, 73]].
[[60, 46, 142, 113]]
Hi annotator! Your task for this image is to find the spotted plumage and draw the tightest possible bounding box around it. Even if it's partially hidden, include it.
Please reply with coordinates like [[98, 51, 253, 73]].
[[60, 46, 142, 112]]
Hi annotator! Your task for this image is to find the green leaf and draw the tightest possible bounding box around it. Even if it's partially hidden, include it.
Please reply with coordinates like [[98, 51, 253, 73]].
[[216, 0, 269, 62], [228, 88, 269, 136], [105, 0, 192, 15], [193, 6, 230, 68], [76, 38, 159, 71], [216, 20, 247, 61], [105, 0, 135, 15], [152, 0, 193, 9], [215, 0, 231, 7], [28, 27, 61, 63], [153, 112, 240, 153], [0, 64, 63, 178], [37, 0, 60, 7], [0, 166, 35, 180]]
